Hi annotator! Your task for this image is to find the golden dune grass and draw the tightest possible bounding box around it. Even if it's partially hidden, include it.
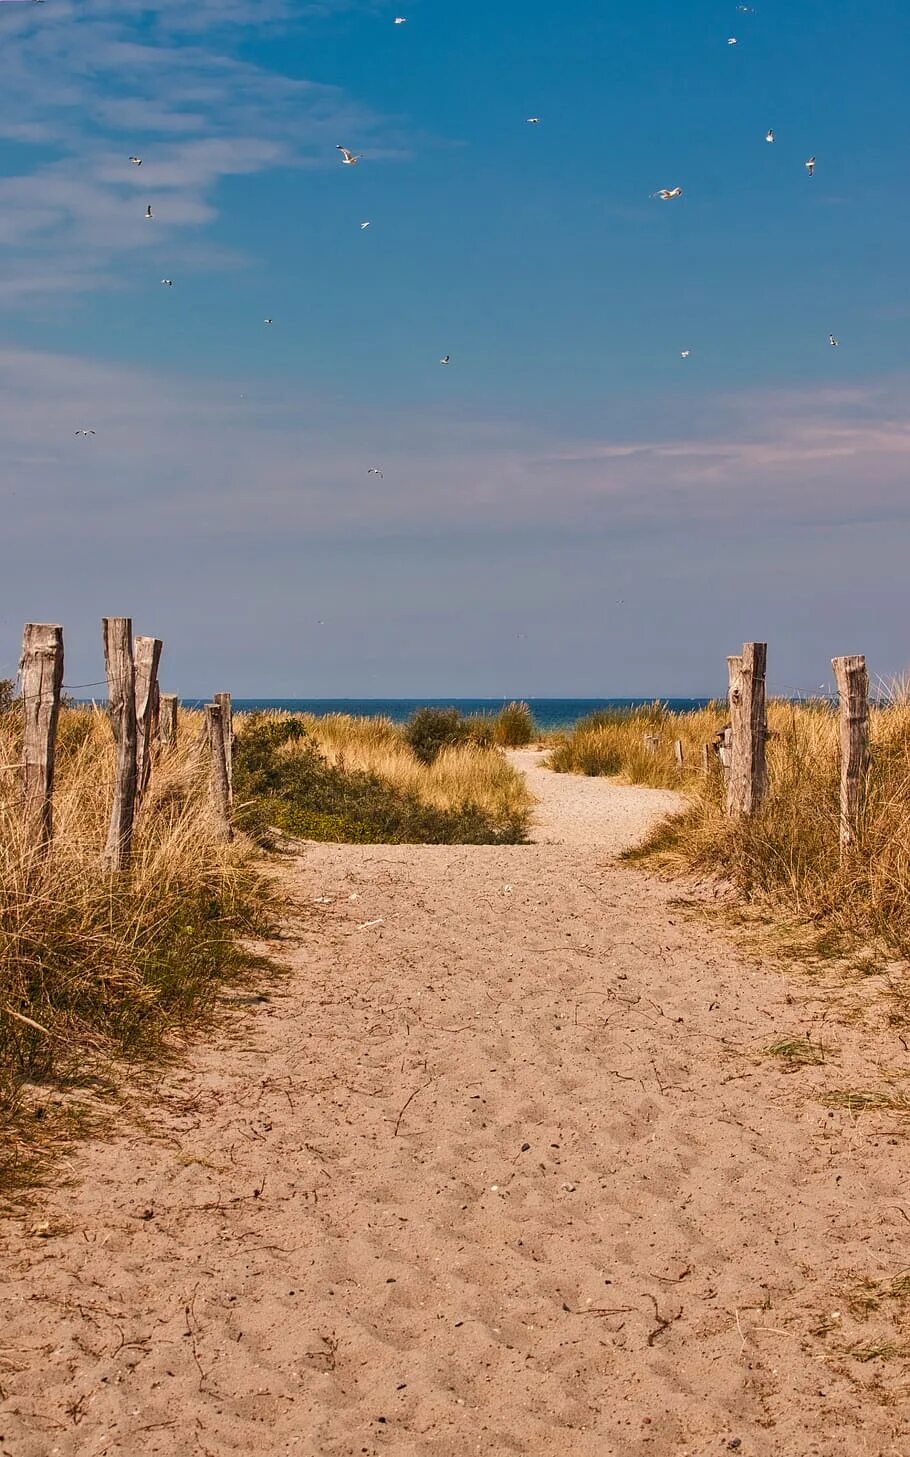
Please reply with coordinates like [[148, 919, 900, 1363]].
[[275, 712, 533, 824], [0, 706, 266, 1186]]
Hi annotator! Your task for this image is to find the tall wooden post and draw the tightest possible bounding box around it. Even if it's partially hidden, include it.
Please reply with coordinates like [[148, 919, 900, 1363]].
[[832, 655, 869, 851], [19, 623, 64, 850], [159, 694, 178, 748], [205, 703, 233, 843], [673, 739, 684, 770], [213, 692, 233, 806], [103, 617, 138, 872], [701, 743, 712, 777], [134, 635, 163, 802], [726, 642, 768, 818]]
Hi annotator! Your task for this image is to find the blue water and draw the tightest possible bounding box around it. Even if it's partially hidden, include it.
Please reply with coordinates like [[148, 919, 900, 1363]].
[[195, 698, 716, 730]]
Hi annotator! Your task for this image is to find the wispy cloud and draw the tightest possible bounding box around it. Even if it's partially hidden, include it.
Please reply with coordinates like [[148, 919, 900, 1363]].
[[0, 0, 386, 299]]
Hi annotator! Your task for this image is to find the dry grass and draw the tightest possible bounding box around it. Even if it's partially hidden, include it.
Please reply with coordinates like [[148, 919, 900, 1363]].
[[275, 712, 532, 827], [0, 705, 268, 1197], [554, 699, 910, 956]]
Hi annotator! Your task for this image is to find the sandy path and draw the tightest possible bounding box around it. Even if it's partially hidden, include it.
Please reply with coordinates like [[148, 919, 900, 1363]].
[[2, 767, 909, 1456], [507, 749, 683, 849]]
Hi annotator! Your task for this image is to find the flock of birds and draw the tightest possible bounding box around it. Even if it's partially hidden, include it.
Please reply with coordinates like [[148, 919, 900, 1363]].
[[56, 5, 840, 453]]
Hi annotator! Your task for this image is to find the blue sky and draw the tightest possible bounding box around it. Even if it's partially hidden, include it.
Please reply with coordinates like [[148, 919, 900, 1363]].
[[0, 0, 908, 695]]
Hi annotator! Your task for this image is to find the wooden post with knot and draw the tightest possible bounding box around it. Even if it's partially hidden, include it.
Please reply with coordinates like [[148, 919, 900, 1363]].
[[205, 703, 233, 843], [134, 636, 162, 803], [19, 623, 64, 851], [103, 617, 138, 872], [213, 692, 233, 805], [726, 642, 768, 817], [832, 655, 869, 851]]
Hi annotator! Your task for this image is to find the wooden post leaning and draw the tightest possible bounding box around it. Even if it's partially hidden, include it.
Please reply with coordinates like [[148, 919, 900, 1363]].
[[205, 703, 233, 843], [673, 739, 685, 770], [134, 636, 163, 803], [103, 617, 138, 872], [213, 692, 233, 806], [158, 694, 178, 748], [726, 642, 768, 818], [19, 623, 64, 852], [832, 655, 869, 851]]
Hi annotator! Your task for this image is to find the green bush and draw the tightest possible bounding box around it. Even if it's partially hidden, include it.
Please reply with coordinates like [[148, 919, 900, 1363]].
[[403, 706, 470, 765], [492, 701, 535, 747], [234, 716, 526, 845]]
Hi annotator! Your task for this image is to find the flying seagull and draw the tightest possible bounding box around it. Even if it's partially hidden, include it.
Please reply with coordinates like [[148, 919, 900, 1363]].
[[652, 187, 683, 200], [680, 350, 690, 359], [526, 117, 541, 124], [264, 318, 274, 325], [736, 4, 755, 10], [727, 36, 738, 45], [394, 15, 407, 22], [765, 128, 775, 143], [161, 278, 173, 286], [145, 204, 153, 219], [337, 146, 361, 166], [828, 333, 839, 347], [129, 156, 142, 166], [805, 155, 816, 177], [439, 354, 450, 365], [360, 220, 371, 229], [75, 429, 95, 436], [367, 466, 384, 478]]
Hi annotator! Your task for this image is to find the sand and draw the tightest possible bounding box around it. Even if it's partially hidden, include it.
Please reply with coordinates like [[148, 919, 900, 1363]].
[[2, 762, 909, 1456]]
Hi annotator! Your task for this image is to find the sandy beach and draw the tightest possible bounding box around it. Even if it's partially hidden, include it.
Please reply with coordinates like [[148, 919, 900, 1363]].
[[2, 758, 908, 1456]]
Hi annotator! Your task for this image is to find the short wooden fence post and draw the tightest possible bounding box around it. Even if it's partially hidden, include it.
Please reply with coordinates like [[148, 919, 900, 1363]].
[[726, 642, 768, 818], [673, 739, 684, 770], [19, 623, 64, 851], [701, 743, 712, 777], [159, 694, 178, 748], [832, 655, 869, 851], [205, 703, 233, 843], [213, 692, 233, 806], [134, 636, 163, 803], [103, 617, 138, 872], [643, 733, 660, 755]]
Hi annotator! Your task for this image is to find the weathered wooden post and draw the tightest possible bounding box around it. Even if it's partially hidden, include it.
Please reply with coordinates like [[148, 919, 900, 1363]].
[[673, 739, 685, 770], [701, 743, 712, 777], [103, 617, 138, 872], [134, 635, 163, 802], [205, 703, 233, 843], [19, 623, 64, 851], [213, 692, 233, 806], [832, 655, 869, 851], [726, 642, 768, 818], [718, 727, 733, 790], [643, 733, 660, 755], [158, 694, 178, 748]]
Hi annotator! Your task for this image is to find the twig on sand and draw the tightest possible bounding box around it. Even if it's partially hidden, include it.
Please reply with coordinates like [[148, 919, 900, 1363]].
[[644, 1292, 683, 1346], [393, 1076, 437, 1136], [3, 1005, 53, 1036]]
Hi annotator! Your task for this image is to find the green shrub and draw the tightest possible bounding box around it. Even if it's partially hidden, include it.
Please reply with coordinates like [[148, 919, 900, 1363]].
[[403, 706, 470, 765], [492, 701, 535, 747], [234, 716, 526, 845]]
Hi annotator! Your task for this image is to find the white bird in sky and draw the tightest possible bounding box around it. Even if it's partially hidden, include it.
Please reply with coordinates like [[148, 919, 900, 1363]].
[[367, 466, 384, 478], [129, 155, 142, 166], [394, 15, 407, 23], [736, 4, 755, 11], [765, 128, 775, 143], [161, 278, 173, 286], [805, 155, 816, 176], [652, 187, 683, 200], [828, 333, 839, 347], [75, 429, 95, 436], [145, 204, 153, 219], [727, 36, 738, 45], [680, 349, 690, 359], [439, 354, 450, 365], [337, 146, 361, 165], [264, 317, 274, 325], [360, 220, 371, 229], [526, 117, 541, 124]]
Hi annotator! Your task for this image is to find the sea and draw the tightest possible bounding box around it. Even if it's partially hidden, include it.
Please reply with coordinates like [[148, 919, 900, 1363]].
[[192, 698, 715, 731]]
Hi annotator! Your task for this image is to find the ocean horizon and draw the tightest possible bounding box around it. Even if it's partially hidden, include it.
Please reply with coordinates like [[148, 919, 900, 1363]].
[[177, 697, 718, 730]]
